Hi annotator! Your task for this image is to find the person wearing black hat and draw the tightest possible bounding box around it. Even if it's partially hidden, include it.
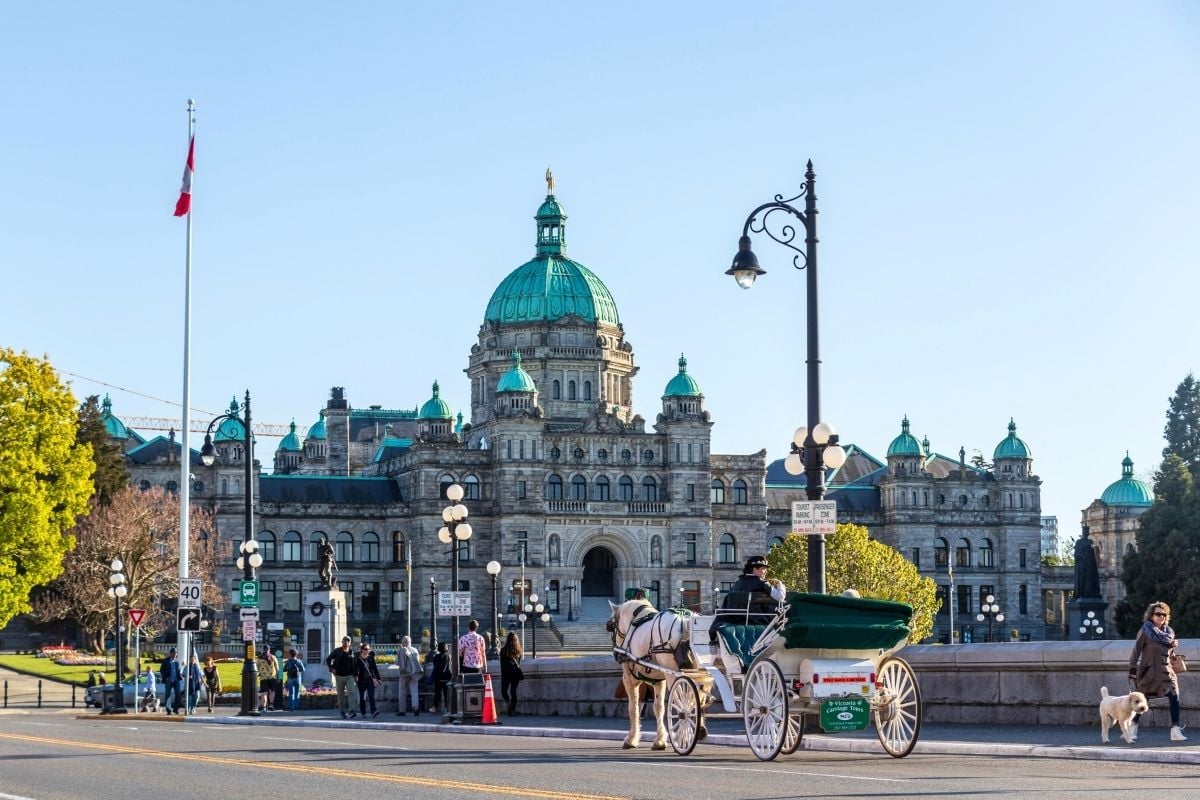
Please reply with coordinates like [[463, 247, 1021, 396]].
[[723, 556, 787, 623]]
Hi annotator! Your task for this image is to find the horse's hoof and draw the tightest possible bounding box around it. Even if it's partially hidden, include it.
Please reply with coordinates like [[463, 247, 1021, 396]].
[[651, 742, 667, 751], [697, 725, 708, 742], [622, 742, 638, 750]]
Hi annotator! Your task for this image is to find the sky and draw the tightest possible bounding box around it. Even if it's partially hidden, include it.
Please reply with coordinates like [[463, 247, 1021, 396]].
[[2, 2, 1197, 537]]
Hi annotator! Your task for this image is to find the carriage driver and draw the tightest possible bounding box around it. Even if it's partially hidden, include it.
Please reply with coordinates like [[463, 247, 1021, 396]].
[[723, 556, 787, 623]]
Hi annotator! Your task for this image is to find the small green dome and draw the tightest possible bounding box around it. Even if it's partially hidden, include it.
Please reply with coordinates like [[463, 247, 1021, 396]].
[[497, 351, 537, 394], [537, 196, 564, 218], [419, 381, 454, 420], [306, 412, 326, 441], [101, 394, 129, 439], [277, 420, 302, 452], [663, 354, 702, 397], [887, 416, 922, 457], [993, 418, 1031, 460], [213, 397, 246, 442], [1100, 453, 1154, 507]]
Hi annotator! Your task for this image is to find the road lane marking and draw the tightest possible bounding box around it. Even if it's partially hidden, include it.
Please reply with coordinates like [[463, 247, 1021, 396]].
[[0, 732, 623, 799], [0, 793, 39, 800], [635, 759, 910, 783], [260, 735, 409, 750]]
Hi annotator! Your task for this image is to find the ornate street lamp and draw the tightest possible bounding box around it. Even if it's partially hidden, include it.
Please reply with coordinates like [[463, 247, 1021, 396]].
[[103, 558, 128, 714], [438, 484, 473, 680], [976, 594, 1005, 642], [428, 577, 438, 653], [199, 389, 259, 716], [486, 560, 502, 659], [728, 161, 844, 594], [521, 594, 548, 659], [1080, 610, 1104, 640]]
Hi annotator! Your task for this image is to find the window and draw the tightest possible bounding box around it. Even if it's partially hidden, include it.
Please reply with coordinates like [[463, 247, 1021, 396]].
[[166, 480, 178, 494], [309, 532, 326, 562], [282, 581, 301, 612], [686, 483, 695, 501], [1019, 584, 1028, 614], [594, 475, 610, 501], [517, 481, 526, 499], [768, 535, 784, 549], [1019, 547, 1027, 569], [650, 580, 661, 609], [978, 539, 994, 568], [392, 531, 407, 563], [139, 480, 151, 491], [979, 585, 994, 607], [643, 449, 654, 463], [193, 481, 204, 495], [622, 449, 632, 462], [457, 538, 472, 563], [336, 531, 354, 564], [392, 581, 406, 611], [341, 582, 354, 612], [573, 447, 584, 460], [718, 533, 737, 564], [650, 535, 662, 565], [550, 447, 561, 461], [710, 480, 725, 504], [732, 479, 748, 505], [642, 476, 658, 501], [937, 585, 950, 616], [936, 493, 945, 505], [458, 578, 470, 593], [934, 539, 949, 568], [959, 494, 968, 506], [552, 380, 561, 399], [955, 538, 971, 568], [618, 476, 634, 501], [548, 535, 561, 565], [583, 381, 592, 401], [568, 381, 577, 400], [281, 531, 301, 562], [547, 475, 564, 500], [259, 531, 276, 562], [439, 475, 455, 499], [220, 478, 227, 494], [911, 548, 921, 567], [598, 448, 608, 461], [464, 475, 481, 500], [259, 581, 276, 613], [571, 475, 587, 500], [685, 533, 697, 565], [361, 532, 380, 563], [956, 584, 972, 615], [361, 582, 380, 614], [515, 531, 528, 565]]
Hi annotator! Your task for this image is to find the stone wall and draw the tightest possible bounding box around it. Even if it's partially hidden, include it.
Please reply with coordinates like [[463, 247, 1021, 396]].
[[514, 641, 1197, 726]]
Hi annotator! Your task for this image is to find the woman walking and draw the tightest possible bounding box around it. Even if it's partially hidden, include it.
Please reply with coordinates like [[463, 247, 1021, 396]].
[[185, 654, 203, 715], [355, 643, 382, 718], [499, 632, 524, 716], [1129, 600, 1187, 741], [202, 656, 222, 713], [430, 642, 452, 714]]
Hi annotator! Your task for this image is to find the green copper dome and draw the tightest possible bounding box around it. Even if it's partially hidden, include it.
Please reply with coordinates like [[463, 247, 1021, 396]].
[[306, 412, 326, 440], [663, 354, 703, 397], [101, 394, 129, 440], [277, 420, 302, 452], [993, 418, 1031, 460], [887, 416, 922, 457], [497, 351, 537, 394], [1100, 453, 1154, 507], [483, 186, 621, 327], [213, 397, 247, 442], [419, 381, 454, 420]]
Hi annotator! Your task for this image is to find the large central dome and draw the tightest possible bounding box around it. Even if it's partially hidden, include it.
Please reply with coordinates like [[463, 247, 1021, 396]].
[[483, 188, 621, 327]]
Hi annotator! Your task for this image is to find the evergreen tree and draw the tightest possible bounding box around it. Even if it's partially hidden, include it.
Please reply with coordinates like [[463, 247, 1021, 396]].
[[76, 395, 128, 506], [0, 349, 95, 629], [1163, 373, 1200, 476]]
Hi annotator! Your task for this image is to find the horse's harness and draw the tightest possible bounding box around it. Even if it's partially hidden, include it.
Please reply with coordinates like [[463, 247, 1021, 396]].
[[609, 602, 692, 683]]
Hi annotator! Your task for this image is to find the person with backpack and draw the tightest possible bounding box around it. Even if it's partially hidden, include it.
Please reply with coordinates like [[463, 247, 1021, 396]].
[[395, 635, 422, 716], [283, 649, 305, 711]]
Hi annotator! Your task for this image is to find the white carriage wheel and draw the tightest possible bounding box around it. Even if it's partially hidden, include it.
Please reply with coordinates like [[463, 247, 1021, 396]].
[[667, 677, 702, 756], [780, 712, 804, 755], [874, 656, 922, 758], [743, 658, 788, 761]]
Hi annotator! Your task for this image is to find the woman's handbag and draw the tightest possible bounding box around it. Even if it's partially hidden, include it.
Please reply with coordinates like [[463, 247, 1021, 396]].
[[1171, 653, 1188, 673]]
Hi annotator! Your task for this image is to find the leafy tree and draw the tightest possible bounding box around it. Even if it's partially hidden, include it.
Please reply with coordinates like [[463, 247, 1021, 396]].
[[768, 523, 940, 642], [0, 349, 94, 629], [1163, 373, 1200, 476], [1116, 454, 1200, 637], [33, 485, 221, 656], [76, 395, 128, 506]]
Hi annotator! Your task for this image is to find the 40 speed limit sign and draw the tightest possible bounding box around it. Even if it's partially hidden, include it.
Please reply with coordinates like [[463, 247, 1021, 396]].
[[178, 579, 202, 609]]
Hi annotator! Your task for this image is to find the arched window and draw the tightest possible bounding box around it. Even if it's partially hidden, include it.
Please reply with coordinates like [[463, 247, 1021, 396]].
[[166, 480, 178, 494], [220, 478, 228, 494], [594, 475, 611, 501], [583, 381, 592, 401], [281, 531, 301, 562], [642, 476, 658, 501], [978, 538, 994, 568], [309, 532, 326, 562], [568, 380, 577, 400], [934, 538, 949, 568], [392, 531, 407, 563], [732, 479, 748, 505], [548, 535, 561, 565], [464, 474, 481, 500], [139, 480, 151, 491], [258, 531, 276, 562], [650, 535, 662, 565], [955, 538, 971, 567], [552, 380, 561, 399], [336, 531, 354, 563], [192, 481, 204, 495], [622, 449, 632, 462], [618, 476, 634, 501], [439, 475, 456, 499], [768, 535, 785, 550], [710, 480, 725, 504], [547, 475, 564, 500], [598, 448, 608, 461], [718, 533, 737, 564], [571, 474, 587, 501], [361, 532, 380, 563]]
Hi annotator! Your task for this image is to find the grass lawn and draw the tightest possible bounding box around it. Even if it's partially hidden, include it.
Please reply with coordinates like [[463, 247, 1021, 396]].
[[0, 653, 248, 688]]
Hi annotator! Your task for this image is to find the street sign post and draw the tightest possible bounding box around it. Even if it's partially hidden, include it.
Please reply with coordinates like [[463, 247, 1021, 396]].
[[242, 620, 257, 642], [177, 608, 201, 631], [239, 579, 260, 608], [791, 501, 838, 535], [178, 579, 202, 609], [239, 608, 260, 623], [128, 608, 146, 627], [437, 590, 472, 617]]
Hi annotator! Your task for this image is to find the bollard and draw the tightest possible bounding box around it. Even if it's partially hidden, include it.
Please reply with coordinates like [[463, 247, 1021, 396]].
[[3, 679, 7, 708], [72, 684, 77, 708], [38, 679, 43, 708]]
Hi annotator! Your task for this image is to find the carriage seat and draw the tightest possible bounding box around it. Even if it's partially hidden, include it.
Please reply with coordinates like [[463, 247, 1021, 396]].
[[781, 592, 912, 650], [716, 624, 767, 672]]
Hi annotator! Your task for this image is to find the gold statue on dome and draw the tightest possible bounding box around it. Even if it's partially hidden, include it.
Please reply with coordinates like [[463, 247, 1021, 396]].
[[545, 167, 555, 194]]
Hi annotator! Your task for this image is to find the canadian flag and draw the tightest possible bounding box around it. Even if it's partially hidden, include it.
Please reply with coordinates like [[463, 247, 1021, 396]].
[[173, 136, 194, 217]]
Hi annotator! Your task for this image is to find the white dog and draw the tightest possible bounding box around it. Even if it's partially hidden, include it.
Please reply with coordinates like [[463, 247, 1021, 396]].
[[1099, 686, 1149, 743]]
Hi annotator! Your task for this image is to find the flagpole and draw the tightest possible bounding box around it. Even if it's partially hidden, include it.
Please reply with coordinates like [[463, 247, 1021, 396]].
[[180, 98, 195, 591]]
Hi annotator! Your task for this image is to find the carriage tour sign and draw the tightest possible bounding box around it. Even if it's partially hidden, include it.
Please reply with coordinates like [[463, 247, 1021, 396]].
[[819, 696, 870, 732], [791, 501, 837, 535]]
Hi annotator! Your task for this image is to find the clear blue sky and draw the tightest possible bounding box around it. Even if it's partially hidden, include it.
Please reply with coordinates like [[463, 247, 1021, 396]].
[[3, 3, 1197, 536]]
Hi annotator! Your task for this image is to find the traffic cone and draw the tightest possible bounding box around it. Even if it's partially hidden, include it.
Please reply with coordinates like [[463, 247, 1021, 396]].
[[481, 673, 500, 725]]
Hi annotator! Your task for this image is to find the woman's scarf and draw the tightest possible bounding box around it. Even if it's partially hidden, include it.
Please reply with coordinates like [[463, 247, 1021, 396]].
[[1141, 619, 1175, 648]]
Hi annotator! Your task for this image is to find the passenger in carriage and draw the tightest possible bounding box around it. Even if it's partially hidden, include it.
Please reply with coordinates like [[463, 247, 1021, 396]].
[[711, 556, 787, 642]]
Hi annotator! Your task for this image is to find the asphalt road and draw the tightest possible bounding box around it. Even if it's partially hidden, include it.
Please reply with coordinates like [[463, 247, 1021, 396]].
[[2, 714, 1200, 800]]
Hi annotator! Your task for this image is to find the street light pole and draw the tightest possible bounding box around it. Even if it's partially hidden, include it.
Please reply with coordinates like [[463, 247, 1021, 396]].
[[104, 559, 128, 714], [728, 161, 845, 594], [200, 390, 260, 716], [486, 561, 501, 660], [429, 577, 438, 653], [523, 595, 544, 659], [976, 594, 1005, 642], [438, 484, 472, 681]]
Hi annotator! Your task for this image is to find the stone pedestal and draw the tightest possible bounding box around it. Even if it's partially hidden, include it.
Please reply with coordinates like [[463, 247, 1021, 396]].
[[303, 588, 347, 685], [1069, 597, 1109, 641]]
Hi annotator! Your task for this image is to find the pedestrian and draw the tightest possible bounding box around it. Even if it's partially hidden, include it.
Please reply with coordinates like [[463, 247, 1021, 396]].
[[430, 641, 452, 714], [86, 671, 97, 689], [282, 648, 305, 711], [259, 649, 278, 712], [1129, 600, 1188, 742], [159, 647, 183, 715], [355, 643, 382, 717], [395, 635, 422, 716], [140, 663, 157, 712], [185, 654, 203, 715], [202, 656, 222, 713], [458, 619, 487, 674], [325, 636, 358, 719], [499, 631, 524, 716]]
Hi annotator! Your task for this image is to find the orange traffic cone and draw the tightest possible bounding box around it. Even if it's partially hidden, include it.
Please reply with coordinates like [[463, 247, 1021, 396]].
[[482, 673, 500, 725]]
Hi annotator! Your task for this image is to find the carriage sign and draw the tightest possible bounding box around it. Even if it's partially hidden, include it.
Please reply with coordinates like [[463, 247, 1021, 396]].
[[791, 501, 837, 535], [819, 696, 870, 732]]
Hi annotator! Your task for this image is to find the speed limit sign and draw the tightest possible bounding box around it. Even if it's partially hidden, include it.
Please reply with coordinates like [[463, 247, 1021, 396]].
[[179, 579, 202, 609]]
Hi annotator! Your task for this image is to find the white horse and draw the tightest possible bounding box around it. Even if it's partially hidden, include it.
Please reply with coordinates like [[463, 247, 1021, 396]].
[[607, 598, 694, 750]]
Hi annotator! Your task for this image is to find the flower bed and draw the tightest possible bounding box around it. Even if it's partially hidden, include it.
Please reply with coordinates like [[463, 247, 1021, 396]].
[[38, 646, 108, 666]]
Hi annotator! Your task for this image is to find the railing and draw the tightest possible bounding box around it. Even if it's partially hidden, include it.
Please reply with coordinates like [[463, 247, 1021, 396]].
[[546, 500, 587, 513], [2, 679, 80, 708], [544, 500, 668, 515], [626, 501, 666, 514]]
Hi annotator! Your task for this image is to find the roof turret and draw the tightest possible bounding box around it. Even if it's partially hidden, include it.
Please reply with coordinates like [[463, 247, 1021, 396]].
[[1100, 453, 1154, 507], [993, 418, 1031, 460], [663, 354, 703, 397], [277, 420, 302, 452], [100, 394, 130, 440], [213, 397, 246, 442], [418, 381, 454, 420], [887, 416, 922, 457], [497, 351, 537, 394], [306, 412, 326, 441]]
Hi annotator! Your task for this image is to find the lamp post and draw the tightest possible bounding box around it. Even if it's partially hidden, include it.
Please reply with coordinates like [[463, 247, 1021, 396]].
[[437, 483, 472, 680], [486, 560, 502, 659], [199, 390, 259, 716], [677, 585, 686, 610], [976, 594, 1005, 642], [428, 577, 438, 653], [104, 558, 128, 714], [522, 595, 546, 659], [728, 161, 846, 594], [1080, 610, 1104, 640], [566, 583, 575, 622]]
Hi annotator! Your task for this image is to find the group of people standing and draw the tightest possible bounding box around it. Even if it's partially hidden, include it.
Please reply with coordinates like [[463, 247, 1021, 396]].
[[324, 635, 386, 718], [154, 647, 220, 714]]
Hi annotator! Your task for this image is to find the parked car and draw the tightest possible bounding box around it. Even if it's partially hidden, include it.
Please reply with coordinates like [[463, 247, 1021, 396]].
[[84, 677, 206, 709]]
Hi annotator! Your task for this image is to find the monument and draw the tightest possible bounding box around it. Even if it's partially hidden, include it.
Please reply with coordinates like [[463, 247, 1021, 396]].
[[303, 537, 347, 685], [1068, 524, 1108, 640]]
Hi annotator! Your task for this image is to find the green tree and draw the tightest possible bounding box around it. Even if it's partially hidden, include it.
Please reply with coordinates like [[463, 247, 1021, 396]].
[[0, 349, 95, 629], [767, 523, 940, 642], [1116, 454, 1200, 637], [75, 395, 128, 506], [1163, 373, 1200, 476]]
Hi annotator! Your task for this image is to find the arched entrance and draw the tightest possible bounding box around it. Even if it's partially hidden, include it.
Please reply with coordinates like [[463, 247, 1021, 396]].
[[581, 546, 617, 598]]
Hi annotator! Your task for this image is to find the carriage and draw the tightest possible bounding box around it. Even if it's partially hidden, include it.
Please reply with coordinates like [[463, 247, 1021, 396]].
[[610, 590, 922, 761]]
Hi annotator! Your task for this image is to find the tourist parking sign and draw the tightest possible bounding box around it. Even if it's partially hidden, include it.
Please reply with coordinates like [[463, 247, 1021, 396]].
[[239, 579, 260, 608]]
